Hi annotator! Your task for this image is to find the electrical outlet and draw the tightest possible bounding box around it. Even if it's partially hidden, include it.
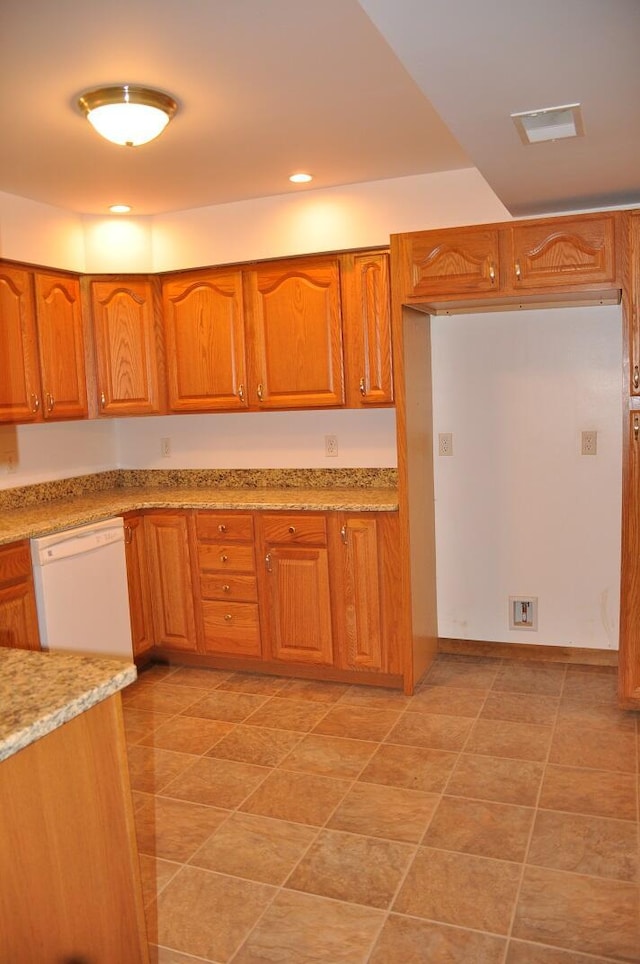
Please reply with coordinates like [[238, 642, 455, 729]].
[[509, 596, 538, 631], [160, 437, 171, 458], [325, 435, 338, 457], [438, 432, 453, 456], [581, 430, 597, 456]]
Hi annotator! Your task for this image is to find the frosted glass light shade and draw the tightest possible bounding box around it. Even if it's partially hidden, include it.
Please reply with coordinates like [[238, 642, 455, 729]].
[[78, 85, 178, 147]]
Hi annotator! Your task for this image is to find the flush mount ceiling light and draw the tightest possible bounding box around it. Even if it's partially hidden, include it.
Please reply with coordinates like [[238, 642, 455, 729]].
[[289, 172, 313, 183], [511, 103, 584, 145], [77, 85, 178, 147], [109, 204, 132, 214]]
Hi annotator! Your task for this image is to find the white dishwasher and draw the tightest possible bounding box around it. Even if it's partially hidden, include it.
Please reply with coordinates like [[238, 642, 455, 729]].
[[31, 517, 133, 659]]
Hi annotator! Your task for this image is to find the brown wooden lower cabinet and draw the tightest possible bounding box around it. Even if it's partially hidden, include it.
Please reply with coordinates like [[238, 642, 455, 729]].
[[123, 513, 154, 658], [144, 511, 198, 652], [0, 540, 40, 650], [129, 507, 402, 687]]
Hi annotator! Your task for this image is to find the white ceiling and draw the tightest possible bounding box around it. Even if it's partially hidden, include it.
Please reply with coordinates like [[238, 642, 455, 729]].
[[1, 0, 639, 218]]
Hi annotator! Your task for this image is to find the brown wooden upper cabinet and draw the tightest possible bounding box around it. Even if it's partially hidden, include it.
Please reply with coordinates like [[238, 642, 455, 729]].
[[162, 269, 249, 412], [341, 251, 394, 407], [394, 213, 622, 311], [244, 256, 345, 409], [0, 264, 87, 423], [87, 277, 163, 416]]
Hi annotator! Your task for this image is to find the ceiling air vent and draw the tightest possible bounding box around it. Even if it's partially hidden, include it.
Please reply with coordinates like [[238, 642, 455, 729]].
[[511, 103, 584, 145]]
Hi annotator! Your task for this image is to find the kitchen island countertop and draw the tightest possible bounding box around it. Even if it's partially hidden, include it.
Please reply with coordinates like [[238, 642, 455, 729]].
[[0, 648, 136, 761]]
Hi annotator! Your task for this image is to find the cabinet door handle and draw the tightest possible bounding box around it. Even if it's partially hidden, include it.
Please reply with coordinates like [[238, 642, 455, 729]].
[[634, 415, 640, 441], [359, 376, 367, 397], [222, 584, 231, 593], [100, 391, 106, 408], [634, 366, 639, 391], [31, 393, 40, 413], [124, 525, 133, 545], [218, 523, 227, 533], [514, 261, 522, 281], [46, 392, 55, 412], [340, 524, 348, 545], [265, 552, 272, 572], [257, 383, 264, 401], [489, 263, 496, 284], [224, 613, 232, 622], [220, 554, 228, 563]]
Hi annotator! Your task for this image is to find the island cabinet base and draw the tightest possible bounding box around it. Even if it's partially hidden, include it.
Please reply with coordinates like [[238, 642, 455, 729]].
[[0, 693, 149, 963]]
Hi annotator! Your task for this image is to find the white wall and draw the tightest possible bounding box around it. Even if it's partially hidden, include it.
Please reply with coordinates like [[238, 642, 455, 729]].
[[0, 420, 117, 489], [115, 409, 397, 469], [0, 191, 85, 270], [431, 305, 623, 649]]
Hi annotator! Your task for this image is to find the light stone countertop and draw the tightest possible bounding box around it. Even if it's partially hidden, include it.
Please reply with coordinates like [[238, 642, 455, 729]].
[[0, 485, 399, 546], [0, 648, 136, 761]]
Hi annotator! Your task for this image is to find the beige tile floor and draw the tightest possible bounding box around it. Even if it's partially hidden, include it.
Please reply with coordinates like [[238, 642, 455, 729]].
[[122, 654, 640, 963]]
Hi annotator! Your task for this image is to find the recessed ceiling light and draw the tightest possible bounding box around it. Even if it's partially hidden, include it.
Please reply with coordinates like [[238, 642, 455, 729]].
[[511, 103, 584, 145], [289, 173, 313, 184], [109, 204, 132, 214]]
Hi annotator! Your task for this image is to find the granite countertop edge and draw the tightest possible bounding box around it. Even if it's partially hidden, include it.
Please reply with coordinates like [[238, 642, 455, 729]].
[[0, 486, 400, 546], [0, 651, 137, 762]]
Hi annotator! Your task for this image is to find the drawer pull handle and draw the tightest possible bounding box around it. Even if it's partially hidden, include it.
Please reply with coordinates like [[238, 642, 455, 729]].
[[340, 524, 348, 545], [224, 613, 232, 622], [359, 376, 367, 397], [265, 552, 272, 572], [634, 366, 639, 391], [218, 524, 227, 533], [220, 554, 228, 563], [222, 584, 230, 593], [288, 525, 296, 535]]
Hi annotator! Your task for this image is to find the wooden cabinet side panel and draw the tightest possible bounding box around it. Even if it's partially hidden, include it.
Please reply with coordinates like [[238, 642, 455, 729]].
[[163, 270, 248, 411], [246, 259, 345, 408], [144, 512, 197, 651], [618, 411, 640, 707], [0, 694, 149, 962], [90, 278, 161, 415], [0, 263, 41, 422], [342, 251, 394, 406], [34, 272, 88, 419]]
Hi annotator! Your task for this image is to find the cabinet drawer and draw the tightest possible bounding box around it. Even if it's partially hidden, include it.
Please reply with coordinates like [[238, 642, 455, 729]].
[[198, 543, 255, 573], [261, 515, 327, 545], [201, 601, 261, 657], [196, 513, 254, 543], [0, 542, 31, 586], [200, 574, 258, 602]]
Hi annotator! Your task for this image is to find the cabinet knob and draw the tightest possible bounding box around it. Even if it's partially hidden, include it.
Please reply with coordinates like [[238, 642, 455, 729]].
[[288, 525, 296, 535], [218, 523, 227, 533], [359, 377, 367, 397], [224, 613, 232, 622], [257, 383, 264, 401], [238, 383, 245, 402], [220, 554, 228, 563], [634, 366, 639, 391], [222, 584, 230, 593], [514, 261, 522, 281]]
